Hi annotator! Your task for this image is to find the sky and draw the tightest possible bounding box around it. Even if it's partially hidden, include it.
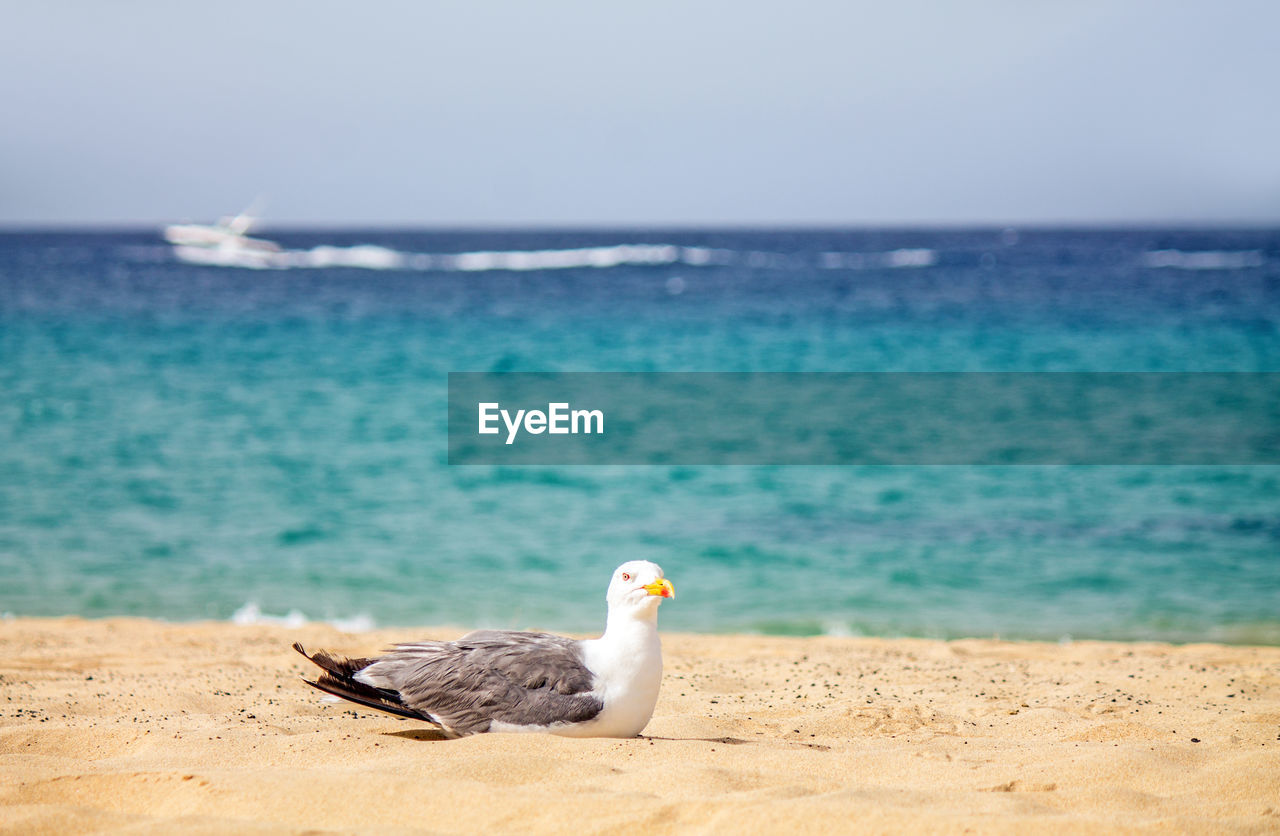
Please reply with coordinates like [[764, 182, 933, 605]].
[[2, 1, 1278, 227]]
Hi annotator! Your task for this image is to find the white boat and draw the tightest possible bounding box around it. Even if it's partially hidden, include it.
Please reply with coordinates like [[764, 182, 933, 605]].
[[164, 206, 283, 268]]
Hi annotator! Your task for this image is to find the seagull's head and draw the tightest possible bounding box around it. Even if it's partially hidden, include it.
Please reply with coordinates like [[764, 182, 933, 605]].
[[606, 560, 674, 618]]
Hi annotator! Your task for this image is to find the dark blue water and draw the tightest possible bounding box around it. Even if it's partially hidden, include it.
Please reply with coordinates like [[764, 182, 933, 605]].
[[2, 227, 1278, 642]]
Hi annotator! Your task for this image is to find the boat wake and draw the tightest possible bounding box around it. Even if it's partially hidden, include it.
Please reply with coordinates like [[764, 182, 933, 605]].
[[168, 241, 947, 273], [170, 242, 736, 271], [161, 209, 950, 273]]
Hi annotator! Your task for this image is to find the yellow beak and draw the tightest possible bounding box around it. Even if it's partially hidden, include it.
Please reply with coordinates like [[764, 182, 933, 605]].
[[643, 578, 675, 599]]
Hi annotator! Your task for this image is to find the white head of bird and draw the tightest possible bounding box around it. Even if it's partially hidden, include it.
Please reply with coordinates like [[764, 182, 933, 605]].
[[605, 560, 674, 622]]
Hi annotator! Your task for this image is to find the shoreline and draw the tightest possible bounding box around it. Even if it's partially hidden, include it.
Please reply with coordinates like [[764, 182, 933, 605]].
[[9, 612, 1278, 649], [2, 616, 1278, 833]]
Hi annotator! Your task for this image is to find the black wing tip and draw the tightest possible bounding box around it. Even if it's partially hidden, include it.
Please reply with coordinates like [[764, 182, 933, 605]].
[[301, 672, 431, 724], [292, 642, 431, 724]]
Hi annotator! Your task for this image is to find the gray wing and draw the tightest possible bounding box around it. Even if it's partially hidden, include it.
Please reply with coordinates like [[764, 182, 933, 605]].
[[360, 631, 602, 736]]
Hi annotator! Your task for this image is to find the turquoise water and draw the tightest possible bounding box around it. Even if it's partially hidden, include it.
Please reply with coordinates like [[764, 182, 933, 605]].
[[1, 228, 1278, 642]]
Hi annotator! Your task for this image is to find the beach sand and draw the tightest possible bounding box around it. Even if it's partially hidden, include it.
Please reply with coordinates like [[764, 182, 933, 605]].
[[1, 618, 1277, 834]]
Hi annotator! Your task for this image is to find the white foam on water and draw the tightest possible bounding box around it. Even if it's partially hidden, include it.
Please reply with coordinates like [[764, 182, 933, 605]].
[[171, 242, 708, 273], [170, 240, 941, 273], [1141, 249, 1265, 270], [329, 613, 378, 633], [445, 243, 682, 272], [230, 602, 375, 633], [172, 245, 281, 270], [820, 248, 939, 269], [884, 248, 939, 268], [821, 619, 854, 637], [288, 245, 407, 270], [680, 246, 735, 266]]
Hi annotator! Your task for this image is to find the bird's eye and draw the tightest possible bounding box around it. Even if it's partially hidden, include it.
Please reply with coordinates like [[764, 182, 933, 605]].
[[621, 572, 631, 581]]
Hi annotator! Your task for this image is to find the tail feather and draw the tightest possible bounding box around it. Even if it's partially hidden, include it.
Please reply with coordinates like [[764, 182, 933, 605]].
[[293, 642, 434, 724]]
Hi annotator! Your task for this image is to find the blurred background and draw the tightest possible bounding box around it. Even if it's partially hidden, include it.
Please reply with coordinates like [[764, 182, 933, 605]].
[[1, 3, 1277, 641]]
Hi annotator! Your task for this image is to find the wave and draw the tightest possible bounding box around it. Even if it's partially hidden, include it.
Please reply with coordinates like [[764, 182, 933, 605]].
[[230, 602, 375, 633], [1142, 249, 1266, 270]]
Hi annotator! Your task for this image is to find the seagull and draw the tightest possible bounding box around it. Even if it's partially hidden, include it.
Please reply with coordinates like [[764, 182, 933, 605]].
[[293, 561, 674, 738]]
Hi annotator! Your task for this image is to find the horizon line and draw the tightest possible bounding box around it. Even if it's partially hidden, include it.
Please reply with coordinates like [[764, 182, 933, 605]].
[[1, 219, 1278, 233]]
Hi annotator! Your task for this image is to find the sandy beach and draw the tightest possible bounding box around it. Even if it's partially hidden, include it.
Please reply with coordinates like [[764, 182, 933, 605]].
[[1, 617, 1277, 834]]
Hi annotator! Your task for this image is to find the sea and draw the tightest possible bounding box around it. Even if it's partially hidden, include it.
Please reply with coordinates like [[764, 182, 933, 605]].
[[1, 227, 1278, 643]]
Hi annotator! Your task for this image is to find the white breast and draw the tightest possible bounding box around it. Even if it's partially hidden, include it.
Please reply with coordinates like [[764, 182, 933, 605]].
[[553, 629, 663, 738]]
